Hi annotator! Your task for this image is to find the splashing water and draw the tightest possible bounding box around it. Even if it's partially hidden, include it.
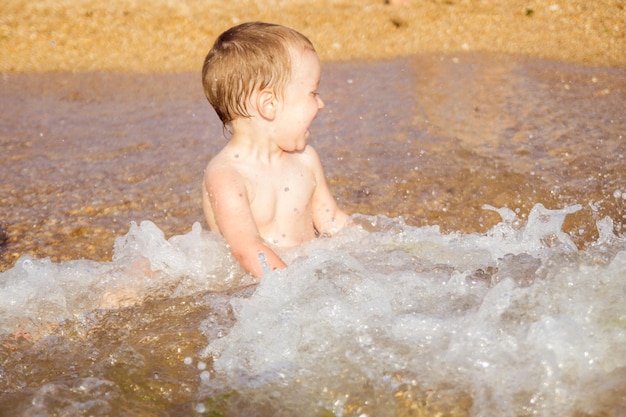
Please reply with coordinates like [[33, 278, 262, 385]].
[[1, 204, 624, 417]]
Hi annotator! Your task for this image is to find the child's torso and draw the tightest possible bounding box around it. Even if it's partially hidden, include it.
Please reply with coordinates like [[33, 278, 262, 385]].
[[244, 152, 317, 247]]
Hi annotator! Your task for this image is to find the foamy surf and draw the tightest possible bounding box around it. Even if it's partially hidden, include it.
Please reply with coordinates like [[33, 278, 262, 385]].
[[198, 204, 626, 416], [1, 204, 625, 416]]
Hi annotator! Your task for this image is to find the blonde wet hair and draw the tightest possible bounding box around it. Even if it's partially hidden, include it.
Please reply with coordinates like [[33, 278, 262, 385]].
[[202, 22, 316, 126]]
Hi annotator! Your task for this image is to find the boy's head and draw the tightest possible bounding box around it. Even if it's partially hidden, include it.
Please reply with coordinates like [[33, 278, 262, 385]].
[[202, 22, 316, 126]]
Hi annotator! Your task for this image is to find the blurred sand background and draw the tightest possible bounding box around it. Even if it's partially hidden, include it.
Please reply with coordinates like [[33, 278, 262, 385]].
[[1, 0, 625, 72]]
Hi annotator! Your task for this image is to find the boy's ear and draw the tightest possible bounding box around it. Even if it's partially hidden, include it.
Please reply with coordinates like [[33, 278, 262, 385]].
[[257, 89, 277, 120]]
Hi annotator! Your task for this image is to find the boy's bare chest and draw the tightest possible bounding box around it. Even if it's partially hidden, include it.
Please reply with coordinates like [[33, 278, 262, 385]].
[[244, 161, 316, 220]]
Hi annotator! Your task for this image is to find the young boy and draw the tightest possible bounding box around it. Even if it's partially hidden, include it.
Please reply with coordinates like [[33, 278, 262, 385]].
[[201, 22, 350, 278]]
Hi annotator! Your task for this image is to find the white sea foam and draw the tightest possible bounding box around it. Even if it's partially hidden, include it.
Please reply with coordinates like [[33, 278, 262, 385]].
[[0, 221, 243, 336], [1, 204, 625, 416], [199, 205, 626, 416]]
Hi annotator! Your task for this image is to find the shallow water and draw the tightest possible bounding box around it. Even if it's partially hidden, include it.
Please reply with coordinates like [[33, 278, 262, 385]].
[[1, 54, 625, 416]]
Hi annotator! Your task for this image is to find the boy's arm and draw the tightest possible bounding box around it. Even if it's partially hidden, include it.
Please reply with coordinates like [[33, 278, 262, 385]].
[[205, 168, 286, 278], [306, 146, 350, 236]]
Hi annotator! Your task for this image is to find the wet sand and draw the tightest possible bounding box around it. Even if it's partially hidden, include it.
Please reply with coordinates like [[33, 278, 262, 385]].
[[2, 0, 625, 72]]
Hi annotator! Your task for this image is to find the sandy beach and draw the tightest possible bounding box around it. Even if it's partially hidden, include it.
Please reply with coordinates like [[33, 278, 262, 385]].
[[2, 0, 625, 72]]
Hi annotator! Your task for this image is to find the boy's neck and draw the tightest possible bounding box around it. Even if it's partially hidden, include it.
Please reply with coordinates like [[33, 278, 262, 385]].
[[228, 121, 286, 163]]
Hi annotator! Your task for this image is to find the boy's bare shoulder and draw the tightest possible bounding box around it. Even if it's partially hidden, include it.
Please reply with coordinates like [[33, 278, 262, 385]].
[[205, 149, 229, 172], [300, 144, 326, 172], [204, 148, 244, 186]]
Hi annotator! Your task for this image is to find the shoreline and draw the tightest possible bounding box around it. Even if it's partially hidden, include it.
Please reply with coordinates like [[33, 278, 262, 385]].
[[2, 0, 625, 73]]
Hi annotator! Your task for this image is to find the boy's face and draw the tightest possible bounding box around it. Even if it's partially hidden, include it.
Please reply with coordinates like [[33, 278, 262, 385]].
[[273, 48, 324, 152]]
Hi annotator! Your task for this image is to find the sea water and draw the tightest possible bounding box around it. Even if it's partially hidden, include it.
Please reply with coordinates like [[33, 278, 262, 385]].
[[1, 54, 625, 416], [1, 207, 625, 416]]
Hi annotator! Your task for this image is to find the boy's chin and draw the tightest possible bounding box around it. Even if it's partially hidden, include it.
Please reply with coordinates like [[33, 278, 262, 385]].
[[285, 144, 307, 153], [284, 138, 308, 153], [296, 139, 309, 152]]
